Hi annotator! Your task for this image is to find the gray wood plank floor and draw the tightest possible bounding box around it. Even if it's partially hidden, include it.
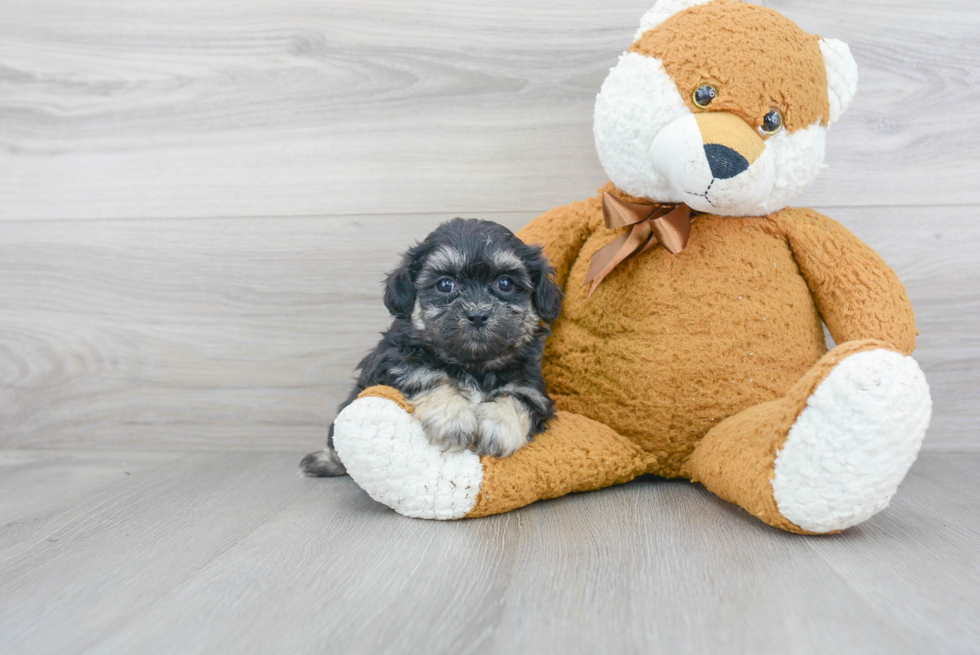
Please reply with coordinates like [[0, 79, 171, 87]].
[[0, 450, 977, 654]]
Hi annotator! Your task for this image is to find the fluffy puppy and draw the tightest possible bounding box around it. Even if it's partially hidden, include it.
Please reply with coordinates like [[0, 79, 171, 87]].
[[300, 218, 562, 477]]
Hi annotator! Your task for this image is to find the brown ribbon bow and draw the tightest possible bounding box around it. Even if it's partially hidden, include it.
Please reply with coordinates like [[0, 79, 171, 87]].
[[583, 192, 695, 298]]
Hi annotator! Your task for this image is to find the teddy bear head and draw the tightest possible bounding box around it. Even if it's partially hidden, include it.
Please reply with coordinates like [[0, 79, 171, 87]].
[[593, 0, 858, 217]]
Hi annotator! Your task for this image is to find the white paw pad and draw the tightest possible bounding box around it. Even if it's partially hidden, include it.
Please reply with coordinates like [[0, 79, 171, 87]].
[[332, 397, 483, 520], [772, 350, 932, 533]]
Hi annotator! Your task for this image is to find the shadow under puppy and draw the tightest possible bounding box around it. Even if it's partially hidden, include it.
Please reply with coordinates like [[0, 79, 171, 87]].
[[301, 218, 563, 477]]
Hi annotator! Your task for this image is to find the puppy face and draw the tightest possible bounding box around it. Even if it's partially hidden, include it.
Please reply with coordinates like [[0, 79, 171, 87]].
[[384, 219, 561, 368]]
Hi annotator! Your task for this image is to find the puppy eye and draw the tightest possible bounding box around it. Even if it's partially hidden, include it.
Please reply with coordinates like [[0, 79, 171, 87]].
[[693, 84, 716, 109], [436, 278, 455, 293], [496, 276, 514, 293], [760, 108, 783, 135]]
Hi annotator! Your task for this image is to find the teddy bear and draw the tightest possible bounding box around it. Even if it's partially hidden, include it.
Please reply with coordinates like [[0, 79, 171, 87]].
[[330, 0, 932, 534]]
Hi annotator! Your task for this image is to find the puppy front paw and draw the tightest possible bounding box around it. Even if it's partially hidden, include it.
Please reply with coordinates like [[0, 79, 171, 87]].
[[411, 384, 478, 452], [474, 395, 532, 458]]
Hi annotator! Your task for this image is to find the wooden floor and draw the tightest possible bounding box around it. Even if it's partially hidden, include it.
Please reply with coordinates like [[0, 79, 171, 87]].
[[0, 450, 977, 654]]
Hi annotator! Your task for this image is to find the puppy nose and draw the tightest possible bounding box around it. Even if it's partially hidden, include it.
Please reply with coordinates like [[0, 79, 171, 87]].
[[704, 144, 749, 179], [466, 310, 489, 327]]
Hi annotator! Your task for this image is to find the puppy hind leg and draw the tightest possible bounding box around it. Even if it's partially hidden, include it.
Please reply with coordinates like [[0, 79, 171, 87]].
[[299, 446, 347, 477], [301, 388, 362, 477]]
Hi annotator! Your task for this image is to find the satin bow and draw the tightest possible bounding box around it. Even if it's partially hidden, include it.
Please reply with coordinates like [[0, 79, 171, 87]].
[[583, 192, 695, 298]]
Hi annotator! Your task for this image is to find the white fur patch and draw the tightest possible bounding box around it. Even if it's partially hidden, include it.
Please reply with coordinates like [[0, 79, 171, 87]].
[[594, 52, 691, 203], [820, 38, 859, 125], [412, 383, 479, 452], [425, 245, 465, 274], [332, 396, 483, 520], [771, 350, 931, 533], [411, 300, 425, 331], [489, 249, 525, 273], [635, 0, 714, 40], [754, 123, 827, 215], [651, 113, 775, 214], [474, 395, 532, 458], [650, 113, 713, 189], [497, 382, 550, 413]]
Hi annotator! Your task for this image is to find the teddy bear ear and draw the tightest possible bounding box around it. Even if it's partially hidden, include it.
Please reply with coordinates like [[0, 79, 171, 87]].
[[820, 38, 859, 125], [634, 0, 714, 40]]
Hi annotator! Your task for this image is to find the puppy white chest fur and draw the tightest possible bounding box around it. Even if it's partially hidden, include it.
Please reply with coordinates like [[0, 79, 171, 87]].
[[410, 381, 532, 458]]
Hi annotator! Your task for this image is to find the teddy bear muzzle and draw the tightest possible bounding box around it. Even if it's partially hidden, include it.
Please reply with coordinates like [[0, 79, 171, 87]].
[[650, 111, 775, 215]]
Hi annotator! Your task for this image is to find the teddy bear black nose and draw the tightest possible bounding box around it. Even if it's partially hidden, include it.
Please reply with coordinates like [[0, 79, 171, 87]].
[[704, 144, 750, 179], [466, 310, 490, 327]]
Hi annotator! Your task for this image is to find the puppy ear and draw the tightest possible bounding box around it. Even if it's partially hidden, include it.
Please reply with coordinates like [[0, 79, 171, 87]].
[[527, 249, 563, 323], [534, 274, 562, 324], [383, 263, 415, 318], [384, 244, 427, 319]]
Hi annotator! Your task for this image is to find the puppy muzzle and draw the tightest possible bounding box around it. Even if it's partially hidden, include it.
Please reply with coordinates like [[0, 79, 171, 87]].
[[650, 112, 774, 215], [458, 301, 494, 330]]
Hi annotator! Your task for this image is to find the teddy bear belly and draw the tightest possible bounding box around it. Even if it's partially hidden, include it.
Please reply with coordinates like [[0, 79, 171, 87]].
[[542, 216, 828, 477]]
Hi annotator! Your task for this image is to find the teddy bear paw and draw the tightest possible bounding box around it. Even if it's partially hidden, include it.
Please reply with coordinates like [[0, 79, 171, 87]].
[[331, 396, 484, 520], [771, 349, 932, 533]]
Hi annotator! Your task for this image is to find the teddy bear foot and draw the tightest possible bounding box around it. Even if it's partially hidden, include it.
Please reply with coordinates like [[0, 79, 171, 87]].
[[771, 349, 932, 533], [331, 395, 484, 520]]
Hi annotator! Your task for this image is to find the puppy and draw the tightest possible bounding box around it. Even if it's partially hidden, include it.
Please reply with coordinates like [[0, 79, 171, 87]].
[[300, 218, 562, 477]]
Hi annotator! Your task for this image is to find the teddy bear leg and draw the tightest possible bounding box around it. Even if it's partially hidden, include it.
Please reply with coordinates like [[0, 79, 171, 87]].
[[332, 386, 651, 520], [684, 340, 931, 534]]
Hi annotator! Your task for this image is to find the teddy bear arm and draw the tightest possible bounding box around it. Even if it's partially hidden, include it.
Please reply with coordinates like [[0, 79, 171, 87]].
[[465, 411, 652, 518], [517, 200, 598, 289], [774, 208, 918, 355]]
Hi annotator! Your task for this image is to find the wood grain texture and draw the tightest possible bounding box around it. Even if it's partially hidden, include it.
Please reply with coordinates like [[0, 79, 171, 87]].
[[0, 450, 184, 561], [805, 454, 980, 652], [1, 0, 978, 220], [0, 451, 976, 654], [0, 206, 976, 452]]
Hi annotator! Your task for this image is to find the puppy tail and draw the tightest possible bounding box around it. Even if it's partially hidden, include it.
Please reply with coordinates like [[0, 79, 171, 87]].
[[299, 447, 348, 477]]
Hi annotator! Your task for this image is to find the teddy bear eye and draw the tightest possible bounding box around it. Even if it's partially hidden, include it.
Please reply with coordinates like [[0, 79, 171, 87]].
[[436, 278, 455, 293], [760, 108, 784, 135], [693, 84, 716, 109]]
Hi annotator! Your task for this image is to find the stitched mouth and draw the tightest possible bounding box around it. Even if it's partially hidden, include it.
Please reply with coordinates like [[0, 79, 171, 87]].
[[685, 179, 716, 207]]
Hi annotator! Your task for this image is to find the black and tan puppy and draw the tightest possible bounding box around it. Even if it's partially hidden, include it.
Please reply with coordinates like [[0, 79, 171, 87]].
[[300, 218, 562, 477]]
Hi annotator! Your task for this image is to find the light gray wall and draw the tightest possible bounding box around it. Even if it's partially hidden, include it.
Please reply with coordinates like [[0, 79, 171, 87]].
[[1, 0, 976, 451]]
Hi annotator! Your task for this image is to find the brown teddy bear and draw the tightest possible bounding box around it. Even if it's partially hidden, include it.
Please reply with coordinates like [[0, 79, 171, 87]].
[[331, 0, 932, 534]]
